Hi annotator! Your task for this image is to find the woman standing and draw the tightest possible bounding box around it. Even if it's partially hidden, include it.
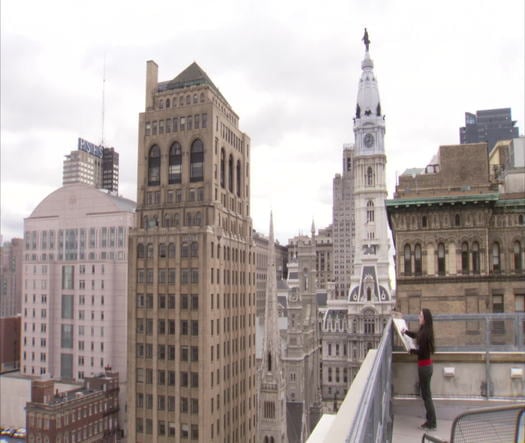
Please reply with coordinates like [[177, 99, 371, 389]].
[[403, 308, 437, 430]]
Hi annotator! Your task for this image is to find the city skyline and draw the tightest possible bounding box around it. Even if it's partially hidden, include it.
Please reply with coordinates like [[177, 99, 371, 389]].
[[2, 0, 524, 244]]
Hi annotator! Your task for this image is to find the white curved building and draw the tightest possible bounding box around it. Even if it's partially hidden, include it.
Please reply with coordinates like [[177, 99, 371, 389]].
[[21, 183, 135, 432]]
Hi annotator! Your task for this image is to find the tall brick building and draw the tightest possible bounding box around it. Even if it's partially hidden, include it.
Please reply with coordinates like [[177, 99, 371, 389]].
[[127, 61, 256, 442]]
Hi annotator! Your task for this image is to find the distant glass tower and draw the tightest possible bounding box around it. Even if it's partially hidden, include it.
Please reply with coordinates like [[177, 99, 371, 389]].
[[459, 108, 520, 152]]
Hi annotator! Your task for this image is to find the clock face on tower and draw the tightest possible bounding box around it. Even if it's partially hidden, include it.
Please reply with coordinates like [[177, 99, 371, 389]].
[[364, 133, 375, 148]]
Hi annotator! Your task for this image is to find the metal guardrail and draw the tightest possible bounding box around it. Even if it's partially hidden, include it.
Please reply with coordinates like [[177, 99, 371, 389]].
[[422, 404, 525, 443], [345, 318, 393, 443], [401, 313, 525, 352]]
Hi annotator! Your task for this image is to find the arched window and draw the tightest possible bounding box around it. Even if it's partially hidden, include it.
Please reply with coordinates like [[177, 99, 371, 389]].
[[137, 243, 145, 259], [168, 243, 176, 258], [404, 244, 412, 276], [236, 160, 241, 197], [366, 166, 374, 186], [148, 145, 161, 186], [513, 241, 522, 272], [422, 216, 427, 228], [366, 200, 374, 223], [159, 243, 167, 258], [437, 243, 446, 275], [414, 243, 422, 275], [168, 142, 182, 184], [492, 242, 501, 272], [146, 243, 154, 259], [267, 352, 272, 372], [166, 98, 170, 108], [472, 242, 480, 274], [455, 214, 461, 226], [228, 155, 234, 193], [461, 242, 469, 274], [220, 149, 225, 188], [190, 139, 204, 182]]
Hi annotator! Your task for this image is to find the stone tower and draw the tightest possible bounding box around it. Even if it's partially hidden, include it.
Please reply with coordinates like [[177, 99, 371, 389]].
[[349, 30, 392, 306]]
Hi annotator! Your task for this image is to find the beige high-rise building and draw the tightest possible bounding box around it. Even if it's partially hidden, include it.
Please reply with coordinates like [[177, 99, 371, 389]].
[[127, 61, 256, 442]]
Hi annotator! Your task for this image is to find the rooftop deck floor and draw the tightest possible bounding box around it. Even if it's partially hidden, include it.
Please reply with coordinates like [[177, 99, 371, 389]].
[[393, 398, 515, 443]]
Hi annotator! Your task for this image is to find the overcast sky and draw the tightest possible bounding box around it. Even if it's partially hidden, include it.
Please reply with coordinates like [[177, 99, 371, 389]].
[[1, 0, 524, 244]]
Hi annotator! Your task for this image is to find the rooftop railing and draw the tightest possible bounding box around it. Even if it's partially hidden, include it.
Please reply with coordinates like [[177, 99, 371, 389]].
[[307, 313, 525, 443]]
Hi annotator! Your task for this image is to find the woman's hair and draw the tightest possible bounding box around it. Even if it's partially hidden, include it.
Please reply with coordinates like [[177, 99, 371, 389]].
[[418, 308, 435, 353]]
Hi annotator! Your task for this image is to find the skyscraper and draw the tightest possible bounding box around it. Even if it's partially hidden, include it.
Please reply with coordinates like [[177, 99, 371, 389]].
[[63, 138, 119, 192], [459, 108, 520, 152], [127, 61, 256, 442], [0, 238, 23, 317], [332, 145, 355, 298]]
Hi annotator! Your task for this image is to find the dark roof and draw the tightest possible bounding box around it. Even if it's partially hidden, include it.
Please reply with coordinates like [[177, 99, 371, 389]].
[[158, 62, 229, 105], [385, 193, 499, 208], [286, 401, 304, 443]]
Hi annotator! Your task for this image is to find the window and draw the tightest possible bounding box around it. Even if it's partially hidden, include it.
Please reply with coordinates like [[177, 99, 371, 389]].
[[492, 293, 505, 334], [514, 241, 522, 272], [148, 145, 161, 186], [472, 242, 480, 274], [366, 200, 374, 223], [492, 242, 501, 272], [366, 166, 374, 186], [404, 245, 411, 276], [437, 243, 446, 275], [220, 149, 225, 188], [461, 242, 469, 274], [414, 244, 422, 275], [455, 214, 461, 226], [190, 139, 204, 182], [236, 160, 242, 197], [62, 294, 73, 319], [228, 154, 234, 193], [169, 142, 182, 184]]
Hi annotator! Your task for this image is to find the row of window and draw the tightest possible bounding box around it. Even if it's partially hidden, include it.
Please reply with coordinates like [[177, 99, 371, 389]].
[[148, 139, 203, 186], [157, 91, 205, 109], [403, 240, 523, 276], [136, 417, 197, 439], [136, 268, 199, 285], [24, 250, 125, 262], [146, 113, 208, 137], [24, 227, 126, 251]]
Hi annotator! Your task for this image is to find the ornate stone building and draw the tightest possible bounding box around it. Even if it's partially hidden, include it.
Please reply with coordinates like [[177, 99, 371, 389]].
[[257, 222, 321, 442], [386, 141, 525, 326], [127, 61, 256, 442]]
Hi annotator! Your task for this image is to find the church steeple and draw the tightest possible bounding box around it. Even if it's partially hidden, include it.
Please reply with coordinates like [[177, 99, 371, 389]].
[[258, 212, 288, 443]]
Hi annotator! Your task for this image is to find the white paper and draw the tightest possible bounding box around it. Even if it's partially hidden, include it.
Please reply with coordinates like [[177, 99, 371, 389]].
[[393, 318, 418, 351]]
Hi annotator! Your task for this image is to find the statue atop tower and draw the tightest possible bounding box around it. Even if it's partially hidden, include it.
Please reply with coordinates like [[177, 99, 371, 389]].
[[362, 27, 370, 51]]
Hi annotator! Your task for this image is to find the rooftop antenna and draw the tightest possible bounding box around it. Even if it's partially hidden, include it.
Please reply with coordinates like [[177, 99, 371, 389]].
[[100, 53, 106, 147]]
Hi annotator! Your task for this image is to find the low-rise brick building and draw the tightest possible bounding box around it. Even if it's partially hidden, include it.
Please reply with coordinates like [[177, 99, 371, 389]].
[[26, 371, 121, 442]]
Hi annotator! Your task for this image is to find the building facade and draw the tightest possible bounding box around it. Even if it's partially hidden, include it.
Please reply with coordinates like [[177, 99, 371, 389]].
[[26, 371, 120, 442], [254, 229, 288, 318], [386, 142, 525, 330], [0, 238, 23, 317], [0, 316, 21, 373], [459, 108, 520, 152], [63, 138, 119, 193], [21, 183, 134, 432], [127, 61, 256, 442], [332, 145, 355, 299]]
